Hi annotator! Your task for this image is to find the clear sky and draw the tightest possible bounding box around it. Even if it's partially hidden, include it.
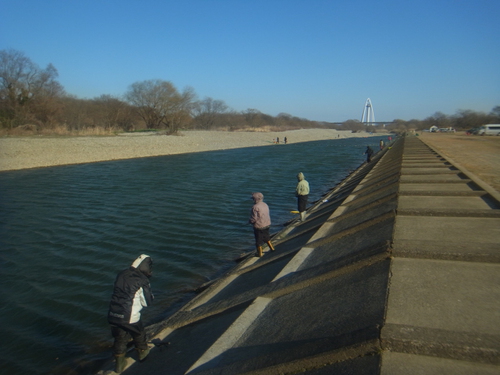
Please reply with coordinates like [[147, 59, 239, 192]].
[[1, 0, 499, 122]]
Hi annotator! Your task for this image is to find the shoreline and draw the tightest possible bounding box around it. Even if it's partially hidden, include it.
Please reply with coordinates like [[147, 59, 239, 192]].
[[0, 129, 383, 172]]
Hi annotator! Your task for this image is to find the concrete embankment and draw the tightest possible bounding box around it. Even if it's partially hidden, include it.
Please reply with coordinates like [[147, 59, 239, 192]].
[[98, 134, 500, 375]]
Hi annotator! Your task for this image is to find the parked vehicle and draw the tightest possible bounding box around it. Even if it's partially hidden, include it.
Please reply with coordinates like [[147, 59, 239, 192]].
[[466, 127, 480, 135], [478, 124, 500, 136]]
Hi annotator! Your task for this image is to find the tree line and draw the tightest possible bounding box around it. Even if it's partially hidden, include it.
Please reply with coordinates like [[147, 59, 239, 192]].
[[0, 49, 326, 134], [1, 49, 498, 135], [382, 108, 500, 133]]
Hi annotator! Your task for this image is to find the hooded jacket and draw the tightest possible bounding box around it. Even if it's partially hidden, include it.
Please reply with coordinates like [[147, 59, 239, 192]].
[[249, 192, 271, 229], [295, 172, 310, 196], [108, 254, 154, 325]]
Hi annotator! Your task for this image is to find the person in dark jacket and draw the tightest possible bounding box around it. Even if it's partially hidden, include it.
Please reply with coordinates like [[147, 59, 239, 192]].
[[364, 146, 374, 163], [108, 254, 154, 373], [249, 192, 275, 257]]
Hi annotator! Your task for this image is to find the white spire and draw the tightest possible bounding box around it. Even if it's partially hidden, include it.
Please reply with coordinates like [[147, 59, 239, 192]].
[[361, 98, 375, 124]]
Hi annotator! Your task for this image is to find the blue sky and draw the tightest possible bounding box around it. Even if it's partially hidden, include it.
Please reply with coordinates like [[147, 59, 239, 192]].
[[1, 0, 499, 122]]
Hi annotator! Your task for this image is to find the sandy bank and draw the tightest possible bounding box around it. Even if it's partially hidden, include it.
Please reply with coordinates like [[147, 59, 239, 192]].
[[0, 129, 381, 172]]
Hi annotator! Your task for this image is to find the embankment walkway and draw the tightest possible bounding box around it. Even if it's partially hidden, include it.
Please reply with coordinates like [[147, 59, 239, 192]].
[[98, 134, 500, 375]]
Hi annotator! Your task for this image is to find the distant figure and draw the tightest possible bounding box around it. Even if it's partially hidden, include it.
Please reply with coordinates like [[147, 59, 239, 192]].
[[249, 192, 275, 257], [388, 136, 392, 142], [108, 254, 154, 373], [379, 139, 384, 150], [284, 137, 287, 144], [276, 137, 279, 144], [364, 146, 374, 163], [295, 172, 310, 221]]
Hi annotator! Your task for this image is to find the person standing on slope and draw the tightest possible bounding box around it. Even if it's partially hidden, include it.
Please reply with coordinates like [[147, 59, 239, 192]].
[[108, 254, 154, 373], [249, 192, 275, 257], [295, 172, 310, 221], [364, 146, 374, 163]]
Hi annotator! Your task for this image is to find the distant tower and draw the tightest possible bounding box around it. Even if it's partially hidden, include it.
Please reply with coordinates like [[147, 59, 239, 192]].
[[361, 98, 375, 125]]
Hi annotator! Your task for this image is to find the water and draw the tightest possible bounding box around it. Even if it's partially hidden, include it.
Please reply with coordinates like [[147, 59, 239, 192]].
[[0, 136, 385, 374]]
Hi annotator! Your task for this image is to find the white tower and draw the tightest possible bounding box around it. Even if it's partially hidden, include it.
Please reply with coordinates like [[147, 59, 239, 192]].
[[361, 98, 375, 125]]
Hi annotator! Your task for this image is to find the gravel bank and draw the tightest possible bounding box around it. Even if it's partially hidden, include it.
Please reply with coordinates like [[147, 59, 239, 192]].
[[0, 129, 380, 171]]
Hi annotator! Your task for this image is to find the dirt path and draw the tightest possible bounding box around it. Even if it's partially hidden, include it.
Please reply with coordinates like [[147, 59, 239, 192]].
[[419, 132, 500, 192]]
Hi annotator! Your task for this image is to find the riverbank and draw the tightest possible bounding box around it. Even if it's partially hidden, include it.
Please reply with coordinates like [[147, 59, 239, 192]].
[[0, 129, 380, 171]]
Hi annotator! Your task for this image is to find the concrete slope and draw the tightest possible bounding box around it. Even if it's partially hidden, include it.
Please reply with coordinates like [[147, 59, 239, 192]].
[[382, 136, 500, 374], [98, 135, 500, 375]]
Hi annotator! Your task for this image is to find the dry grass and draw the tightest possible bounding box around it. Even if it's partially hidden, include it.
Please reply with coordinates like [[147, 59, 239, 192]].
[[0, 123, 307, 137], [420, 132, 500, 192], [0, 125, 120, 137]]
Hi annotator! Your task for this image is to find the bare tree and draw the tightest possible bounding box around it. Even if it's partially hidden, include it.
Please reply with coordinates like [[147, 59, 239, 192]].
[[193, 97, 229, 129], [276, 112, 293, 128], [0, 49, 64, 128], [452, 109, 494, 130], [31, 63, 65, 126], [165, 86, 197, 133], [244, 108, 264, 128], [342, 119, 365, 131], [92, 95, 134, 130], [124, 79, 195, 133], [490, 106, 500, 122], [425, 112, 451, 129], [58, 96, 93, 131]]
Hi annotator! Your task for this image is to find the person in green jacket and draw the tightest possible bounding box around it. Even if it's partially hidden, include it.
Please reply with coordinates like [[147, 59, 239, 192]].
[[295, 172, 310, 221]]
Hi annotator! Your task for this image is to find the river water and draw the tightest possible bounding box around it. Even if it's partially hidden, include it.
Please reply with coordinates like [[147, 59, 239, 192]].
[[0, 136, 385, 374]]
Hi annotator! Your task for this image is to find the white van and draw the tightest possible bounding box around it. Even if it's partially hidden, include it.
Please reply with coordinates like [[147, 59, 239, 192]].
[[478, 124, 500, 136]]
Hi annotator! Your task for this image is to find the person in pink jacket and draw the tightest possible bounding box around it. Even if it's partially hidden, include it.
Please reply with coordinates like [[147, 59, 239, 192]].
[[248, 192, 275, 257]]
